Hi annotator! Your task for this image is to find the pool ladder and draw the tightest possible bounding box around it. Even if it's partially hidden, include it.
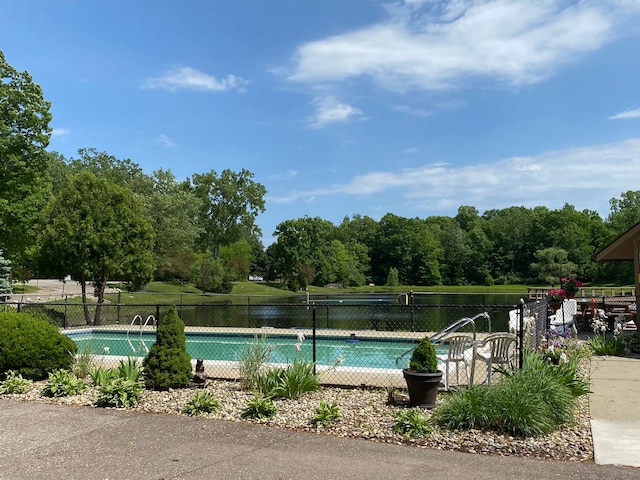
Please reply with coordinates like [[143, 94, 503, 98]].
[[126, 314, 156, 354], [395, 311, 490, 367]]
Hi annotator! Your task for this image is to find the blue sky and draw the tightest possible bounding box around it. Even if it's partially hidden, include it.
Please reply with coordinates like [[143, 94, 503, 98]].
[[2, 1, 640, 245]]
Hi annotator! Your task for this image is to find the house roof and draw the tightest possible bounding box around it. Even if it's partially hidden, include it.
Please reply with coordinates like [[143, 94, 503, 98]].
[[595, 221, 640, 262]]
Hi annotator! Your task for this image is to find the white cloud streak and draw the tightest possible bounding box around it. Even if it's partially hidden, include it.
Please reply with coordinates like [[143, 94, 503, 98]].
[[287, 0, 637, 91], [308, 96, 363, 128], [609, 108, 640, 120], [156, 134, 176, 147], [143, 66, 247, 92], [51, 128, 69, 137], [268, 137, 640, 217]]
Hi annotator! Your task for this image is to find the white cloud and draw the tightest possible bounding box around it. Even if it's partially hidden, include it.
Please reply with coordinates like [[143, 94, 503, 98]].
[[143, 66, 247, 92], [609, 108, 640, 120], [403, 147, 418, 154], [51, 128, 69, 137], [269, 138, 640, 217], [308, 96, 363, 128], [156, 134, 176, 147], [288, 0, 637, 91]]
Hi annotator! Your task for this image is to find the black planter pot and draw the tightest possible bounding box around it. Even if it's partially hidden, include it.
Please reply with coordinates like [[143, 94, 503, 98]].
[[402, 369, 443, 408]]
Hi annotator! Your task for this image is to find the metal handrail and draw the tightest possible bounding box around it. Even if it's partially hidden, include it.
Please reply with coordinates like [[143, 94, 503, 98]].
[[395, 311, 490, 367]]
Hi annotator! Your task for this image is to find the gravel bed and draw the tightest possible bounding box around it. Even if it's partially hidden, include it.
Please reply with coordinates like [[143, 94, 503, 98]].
[[4, 378, 593, 462]]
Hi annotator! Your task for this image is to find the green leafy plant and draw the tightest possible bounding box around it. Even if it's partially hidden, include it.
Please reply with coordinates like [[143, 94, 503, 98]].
[[41, 369, 87, 397], [182, 389, 221, 416], [392, 409, 433, 437], [313, 400, 342, 426], [269, 359, 321, 399], [408, 337, 438, 373], [0, 312, 77, 380], [588, 334, 626, 356], [89, 366, 116, 386], [241, 395, 277, 419], [237, 334, 272, 391], [143, 306, 192, 390], [624, 333, 640, 354], [116, 357, 142, 383], [254, 366, 285, 397], [0, 370, 33, 394], [434, 350, 586, 437], [96, 378, 143, 408]]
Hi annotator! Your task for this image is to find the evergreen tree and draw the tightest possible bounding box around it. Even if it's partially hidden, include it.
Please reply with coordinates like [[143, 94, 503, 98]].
[[143, 306, 192, 390]]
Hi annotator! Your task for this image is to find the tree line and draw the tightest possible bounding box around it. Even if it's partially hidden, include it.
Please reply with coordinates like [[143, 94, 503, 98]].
[[2, 49, 640, 305]]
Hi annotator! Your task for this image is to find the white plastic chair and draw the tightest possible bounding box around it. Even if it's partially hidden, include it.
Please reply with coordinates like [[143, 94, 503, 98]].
[[472, 333, 517, 384], [436, 334, 474, 390], [549, 299, 577, 334]]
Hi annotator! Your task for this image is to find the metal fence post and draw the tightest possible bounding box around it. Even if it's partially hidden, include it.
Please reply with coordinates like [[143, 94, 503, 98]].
[[312, 305, 317, 375], [518, 298, 525, 369]]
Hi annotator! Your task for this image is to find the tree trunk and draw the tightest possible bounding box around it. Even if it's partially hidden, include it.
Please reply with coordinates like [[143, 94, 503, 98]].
[[93, 274, 108, 326], [79, 274, 92, 326]]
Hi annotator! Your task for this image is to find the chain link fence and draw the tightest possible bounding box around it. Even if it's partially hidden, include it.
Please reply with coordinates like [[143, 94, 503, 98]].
[[5, 298, 553, 388]]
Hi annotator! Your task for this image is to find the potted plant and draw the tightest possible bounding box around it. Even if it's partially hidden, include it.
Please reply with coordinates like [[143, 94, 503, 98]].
[[402, 336, 443, 408], [560, 277, 582, 299]]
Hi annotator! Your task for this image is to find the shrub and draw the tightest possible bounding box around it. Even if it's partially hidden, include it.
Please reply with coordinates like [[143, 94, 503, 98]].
[[143, 306, 192, 390], [41, 369, 87, 397], [182, 390, 221, 416], [313, 400, 342, 426], [96, 378, 142, 408], [0, 370, 32, 394], [241, 395, 277, 419], [624, 333, 640, 354], [0, 312, 77, 380], [392, 409, 433, 437], [408, 337, 438, 373]]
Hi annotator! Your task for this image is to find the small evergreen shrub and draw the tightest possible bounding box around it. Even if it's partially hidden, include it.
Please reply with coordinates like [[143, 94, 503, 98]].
[[0, 370, 32, 394], [392, 409, 433, 437], [408, 337, 439, 373], [96, 378, 142, 408], [313, 400, 342, 426], [241, 395, 277, 419], [0, 312, 77, 380], [41, 370, 87, 397], [143, 306, 192, 390], [182, 390, 221, 416]]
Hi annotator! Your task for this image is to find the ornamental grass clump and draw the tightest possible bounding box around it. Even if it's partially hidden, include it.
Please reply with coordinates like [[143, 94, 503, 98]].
[[433, 350, 589, 437], [143, 306, 192, 390]]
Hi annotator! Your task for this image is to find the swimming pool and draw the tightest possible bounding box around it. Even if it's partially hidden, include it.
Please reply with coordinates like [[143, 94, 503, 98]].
[[66, 330, 445, 370]]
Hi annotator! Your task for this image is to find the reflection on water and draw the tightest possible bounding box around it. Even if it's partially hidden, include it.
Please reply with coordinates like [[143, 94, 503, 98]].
[[177, 292, 525, 333]]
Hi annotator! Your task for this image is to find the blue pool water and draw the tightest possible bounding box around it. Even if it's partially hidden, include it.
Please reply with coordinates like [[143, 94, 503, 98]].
[[67, 330, 443, 370]]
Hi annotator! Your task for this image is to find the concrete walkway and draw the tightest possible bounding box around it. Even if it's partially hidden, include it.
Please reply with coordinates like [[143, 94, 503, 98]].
[[0, 397, 638, 480], [590, 355, 640, 467]]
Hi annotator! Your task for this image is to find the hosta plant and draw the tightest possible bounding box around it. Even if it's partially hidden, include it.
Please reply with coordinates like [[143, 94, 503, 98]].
[[313, 400, 342, 426], [96, 378, 142, 408], [0, 370, 32, 394], [182, 390, 221, 416], [392, 409, 433, 438], [41, 369, 87, 397], [241, 395, 277, 419]]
